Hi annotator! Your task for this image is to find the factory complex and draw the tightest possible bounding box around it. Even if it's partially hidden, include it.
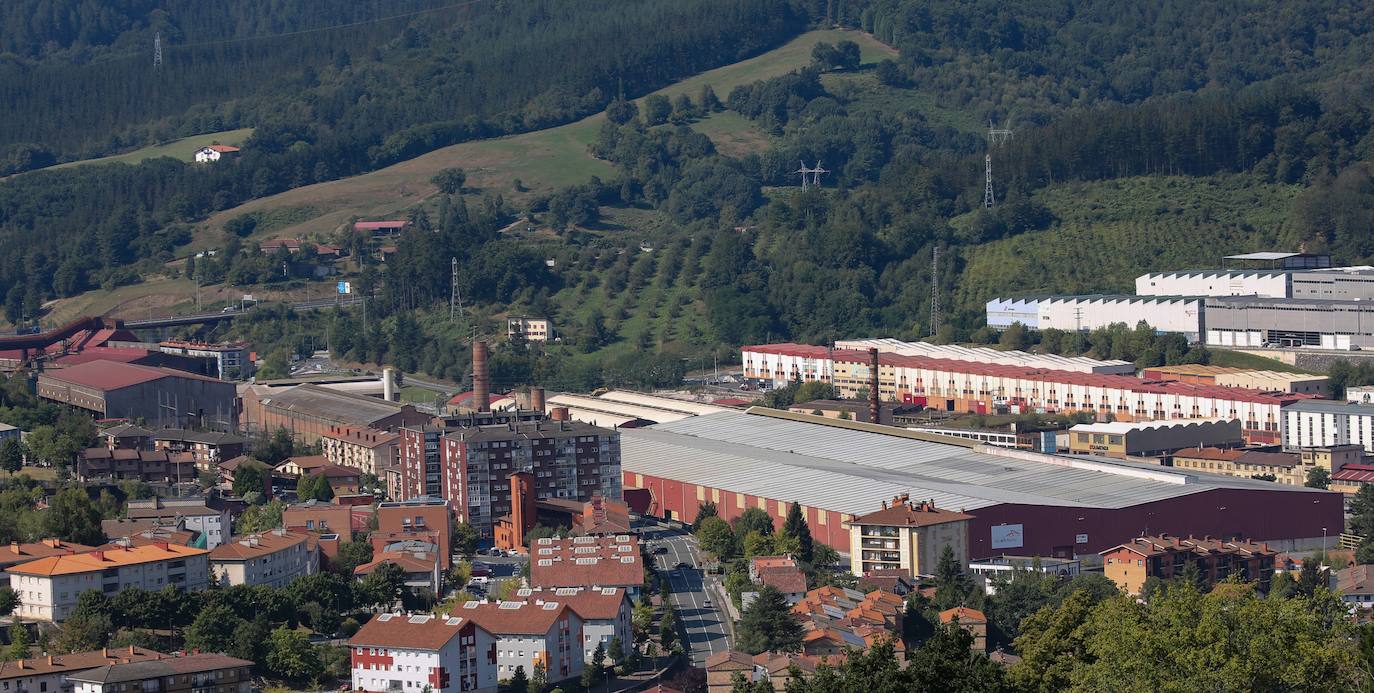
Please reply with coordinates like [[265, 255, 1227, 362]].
[[741, 342, 1311, 445], [618, 408, 1340, 559]]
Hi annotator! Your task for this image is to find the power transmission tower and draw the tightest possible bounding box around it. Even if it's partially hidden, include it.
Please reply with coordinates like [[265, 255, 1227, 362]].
[[984, 122, 1012, 209], [794, 161, 813, 188], [811, 161, 829, 187], [930, 246, 942, 337], [449, 257, 464, 323], [983, 154, 995, 209], [154, 32, 163, 68]]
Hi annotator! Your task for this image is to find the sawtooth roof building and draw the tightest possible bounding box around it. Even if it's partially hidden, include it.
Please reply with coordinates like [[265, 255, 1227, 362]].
[[621, 409, 1341, 559]]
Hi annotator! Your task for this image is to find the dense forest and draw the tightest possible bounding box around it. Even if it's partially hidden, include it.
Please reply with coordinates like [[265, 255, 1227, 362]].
[[9, 0, 1374, 386]]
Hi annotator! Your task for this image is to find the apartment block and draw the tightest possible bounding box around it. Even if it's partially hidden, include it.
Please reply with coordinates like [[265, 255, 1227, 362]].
[[0, 646, 163, 693], [209, 529, 318, 588], [398, 420, 620, 541], [322, 425, 399, 476], [845, 495, 971, 579], [528, 536, 644, 598], [457, 601, 583, 683], [508, 587, 633, 664], [7, 543, 209, 621], [350, 612, 497, 693], [1100, 534, 1276, 595], [67, 654, 252, 693]]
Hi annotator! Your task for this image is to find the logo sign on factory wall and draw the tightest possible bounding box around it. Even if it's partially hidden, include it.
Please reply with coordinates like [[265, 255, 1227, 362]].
[[991, 524, 1024, 550]]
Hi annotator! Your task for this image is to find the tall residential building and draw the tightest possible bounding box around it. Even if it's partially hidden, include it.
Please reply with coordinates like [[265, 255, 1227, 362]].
[[7, 543, 209, 621], [349, 612, 497, 693], [844, 496, 972, 579], [399, 420, 621, 541]]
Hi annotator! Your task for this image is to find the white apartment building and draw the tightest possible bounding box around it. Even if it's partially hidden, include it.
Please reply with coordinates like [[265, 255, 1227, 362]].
[[458, 601, 583, 684], [1283, 400, 1374, 454], [209, 529, 318, 588], [349, 613, 497, 693], [7, 543, 209, 621], [506, 317, 553, 342], [509, 587, 633, 663]]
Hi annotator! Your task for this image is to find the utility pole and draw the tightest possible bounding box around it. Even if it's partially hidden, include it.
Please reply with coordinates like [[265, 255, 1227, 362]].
[[930, 246, 942, 337]]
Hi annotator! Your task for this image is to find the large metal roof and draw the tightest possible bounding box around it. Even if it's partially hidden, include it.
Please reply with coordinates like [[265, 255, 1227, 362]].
[[621, 411, 1323, 516], [259, 384, 404, 425]]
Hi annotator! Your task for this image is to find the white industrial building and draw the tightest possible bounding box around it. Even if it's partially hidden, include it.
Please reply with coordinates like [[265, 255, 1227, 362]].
[[544, 391, 729, 428], [835, 337, 1135, 375], [1282, 399, 1374, 453], [986, 296, 1206, 340], [1135, 270, 1290, 298]]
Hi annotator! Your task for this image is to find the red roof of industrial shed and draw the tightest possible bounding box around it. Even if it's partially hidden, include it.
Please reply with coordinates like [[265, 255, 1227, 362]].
[[39, 360, 221, 390], [1334, 464, 1374, 484], [743, 343, 1311, 405]]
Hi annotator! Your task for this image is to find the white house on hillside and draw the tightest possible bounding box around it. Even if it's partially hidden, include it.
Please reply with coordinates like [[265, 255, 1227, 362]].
[[195, 144, 241, 162]]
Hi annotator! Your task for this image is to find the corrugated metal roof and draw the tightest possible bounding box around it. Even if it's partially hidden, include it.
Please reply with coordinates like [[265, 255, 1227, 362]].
[[261, 384, 404, 425], [622, 412, 1324, 514]]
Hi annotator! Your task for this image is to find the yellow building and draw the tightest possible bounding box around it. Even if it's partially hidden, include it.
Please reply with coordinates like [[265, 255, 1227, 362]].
[[845, 495, 972, 579], [1067, 419, 1243, 459], [1171, 448, 1305, 485]]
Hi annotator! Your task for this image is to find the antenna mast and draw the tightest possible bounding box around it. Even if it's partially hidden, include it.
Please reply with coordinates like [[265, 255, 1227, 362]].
[[930, 246, 941, 336], [154, 31, 163, 68]]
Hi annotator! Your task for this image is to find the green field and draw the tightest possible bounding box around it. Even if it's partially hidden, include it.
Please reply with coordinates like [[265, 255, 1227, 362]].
[[50, 128, 254, 170], [198, 29, 895, 242]]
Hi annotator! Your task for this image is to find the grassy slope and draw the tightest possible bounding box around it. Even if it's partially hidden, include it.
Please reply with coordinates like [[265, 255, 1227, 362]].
[[196, 29, 894, 243], [49, 128, 254, 170], [954, 173, 1301, 313]]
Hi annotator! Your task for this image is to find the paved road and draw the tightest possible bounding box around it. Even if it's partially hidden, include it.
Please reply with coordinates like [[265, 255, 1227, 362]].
[[646, 525, 730, 666]]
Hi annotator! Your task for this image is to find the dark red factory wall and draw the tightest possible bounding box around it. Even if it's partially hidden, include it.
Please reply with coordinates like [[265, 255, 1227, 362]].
[[968, 488, 1344, 559], [627, 472, 853, 551]]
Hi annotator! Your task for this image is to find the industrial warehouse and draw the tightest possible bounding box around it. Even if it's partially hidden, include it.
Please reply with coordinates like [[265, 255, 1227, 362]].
[[619, 408, 1340, 559], [988, 251, 1374, 350]]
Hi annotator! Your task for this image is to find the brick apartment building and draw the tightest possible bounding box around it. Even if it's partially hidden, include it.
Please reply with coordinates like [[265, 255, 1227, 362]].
[[375, 497, 453, 569], [1101, 534, 1277, 594], [398, 420, 620, 541]]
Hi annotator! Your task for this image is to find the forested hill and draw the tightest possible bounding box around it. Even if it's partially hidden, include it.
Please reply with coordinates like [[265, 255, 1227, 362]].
[[1, 0, 804, 168]]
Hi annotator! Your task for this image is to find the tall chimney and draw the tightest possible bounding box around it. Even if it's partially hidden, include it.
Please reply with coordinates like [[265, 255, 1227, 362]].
[[383, 367, 397, 402], [868, 347, 880, 424], [530, 387, 546, 413], [472, 341, 491, 412]]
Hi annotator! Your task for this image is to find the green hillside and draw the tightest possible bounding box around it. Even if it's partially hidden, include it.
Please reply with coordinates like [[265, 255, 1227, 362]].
[[954, 174, 1303, 313], [50, 129, 254, 170]]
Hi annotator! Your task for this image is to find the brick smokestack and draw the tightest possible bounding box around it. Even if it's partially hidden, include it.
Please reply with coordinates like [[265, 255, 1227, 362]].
[[509, 472, 536, 549], [472, 340, 491, 412], [869, 347, 880, 424], [530, 386, 546, 413]]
